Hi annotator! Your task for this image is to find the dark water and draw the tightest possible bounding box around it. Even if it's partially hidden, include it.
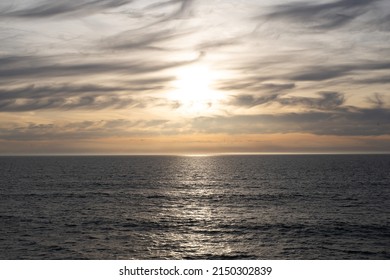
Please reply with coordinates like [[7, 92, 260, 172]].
[[0, 155, 389, 259]]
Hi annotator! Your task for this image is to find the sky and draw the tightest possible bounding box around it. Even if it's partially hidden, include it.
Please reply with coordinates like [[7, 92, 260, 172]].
[[0, 0, 389, 155]]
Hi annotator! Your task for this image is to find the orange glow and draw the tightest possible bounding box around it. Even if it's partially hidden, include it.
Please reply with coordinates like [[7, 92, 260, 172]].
[[2, 134, 389, 155]]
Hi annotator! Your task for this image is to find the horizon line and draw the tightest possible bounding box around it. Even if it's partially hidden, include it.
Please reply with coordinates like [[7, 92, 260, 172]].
[[1, 152, 389, 157]]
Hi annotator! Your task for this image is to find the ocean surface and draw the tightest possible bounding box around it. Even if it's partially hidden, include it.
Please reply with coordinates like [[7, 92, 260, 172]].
[[0, 155, 389, 259]]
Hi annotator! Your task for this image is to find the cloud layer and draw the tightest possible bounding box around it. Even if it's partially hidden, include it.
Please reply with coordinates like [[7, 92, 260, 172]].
[[0, 0, 389, 153]]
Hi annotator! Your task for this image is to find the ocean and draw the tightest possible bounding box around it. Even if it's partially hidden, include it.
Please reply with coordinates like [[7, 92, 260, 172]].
[[0, 155, 389, 259]]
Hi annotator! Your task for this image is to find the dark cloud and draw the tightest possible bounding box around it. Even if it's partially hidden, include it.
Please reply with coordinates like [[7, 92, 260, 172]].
[[0, 53, 203, 80], [0, 0, 133, 18], [0, 79, 173, 94], [229, 91, 344, 110], [229, 94, 280, 108], [0, 84, 147, 99], [0, 79, 176, 111], [0, 94, 135, 112], [278, 91, 345, 110], [366, 93, 385, 108], [216, 76, 294, 92], [358, 76, 390, 84], [0, 118, 171, 141], [378, 14, 390, 30], [261, 83, 296, 91], [196, 38, 241, 52], [264, 0, 380, 30], [105, 28, 193, 51], [368, 13, 390, 32], [2, 106, 388, 141], [291, 61, 390, 81], [191, 107, 390, 136]]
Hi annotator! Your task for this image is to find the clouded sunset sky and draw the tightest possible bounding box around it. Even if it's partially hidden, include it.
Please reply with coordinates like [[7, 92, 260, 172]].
[[0, 0, 389, 154]]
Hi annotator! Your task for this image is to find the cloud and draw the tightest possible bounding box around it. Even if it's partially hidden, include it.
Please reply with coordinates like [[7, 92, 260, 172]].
[[196, 38, 242, 52], [90, 1, 202, 56], [366, 93, 385, 108], [1, 106, 388, 144], [376, 14, 390, 31], [0, 79, 176, 111], [357, 76, 390, 84], [0, 94, 135, 112], [277, 91, 345, 110], [0, 52, 203, 80], [0, 118, 171, 141], [190, 107, 390, 136], [104, 28, 193, 51], [290, 61, 390, 81], [264, 0, 380, 30], [0, 0, 389, 153], [145, 0, 194, 21], [216, 75, 294, 92], [0, 0, 133, 18], [229, 94, 280, 108], [229, 91, 345, 110]]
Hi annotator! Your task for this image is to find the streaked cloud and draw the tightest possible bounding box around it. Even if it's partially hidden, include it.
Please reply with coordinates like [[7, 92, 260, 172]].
[[0, 53, 203, 79], [264, 0, 380, 30], [0, 0, 389, 153], [0, 118, 171, 141], [290, 61, 390, 81], [191, 107, 390, 136], [0, 0, 133, 18]]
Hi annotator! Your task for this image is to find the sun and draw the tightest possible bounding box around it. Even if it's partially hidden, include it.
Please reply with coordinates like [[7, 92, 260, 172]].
[[168, 64, 223, 114]]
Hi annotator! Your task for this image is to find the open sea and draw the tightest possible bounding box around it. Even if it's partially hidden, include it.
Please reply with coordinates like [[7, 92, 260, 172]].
[[0, 155, 389, 259]]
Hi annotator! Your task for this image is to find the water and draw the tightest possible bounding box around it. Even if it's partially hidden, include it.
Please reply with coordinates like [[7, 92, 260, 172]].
[[0, 155, 389, 259]]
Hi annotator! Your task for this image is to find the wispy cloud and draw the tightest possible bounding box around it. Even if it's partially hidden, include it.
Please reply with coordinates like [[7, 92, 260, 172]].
[[264, 0, 380, 30], [0, 52, 203, 80], [0, 78, 179, 111], [228, 94, 280, 108], [290, 61, 390, 81], [228, 91, 345, 110], [278, 91, 345, 110], [191, 107, 390, 136], [0, 0, 389, 153], [366, 93, 385, 108], [145, 0, 194, 21], [218, 79, 295, 93], [104, 28, 194, 51], [357, 76, 390, 84], [0, 118, 171, 141], [0, 0, 133, 18]]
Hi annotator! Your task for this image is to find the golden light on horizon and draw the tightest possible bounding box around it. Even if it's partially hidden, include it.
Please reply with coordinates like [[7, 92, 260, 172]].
[[168, 64, 224, 114]]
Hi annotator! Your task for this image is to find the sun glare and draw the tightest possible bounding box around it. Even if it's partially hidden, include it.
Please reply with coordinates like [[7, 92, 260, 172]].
[[168, 64, 223, 114]]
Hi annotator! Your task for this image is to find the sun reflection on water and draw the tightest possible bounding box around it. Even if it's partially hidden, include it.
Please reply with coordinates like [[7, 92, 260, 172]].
[[154, 156, 236, 258]]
